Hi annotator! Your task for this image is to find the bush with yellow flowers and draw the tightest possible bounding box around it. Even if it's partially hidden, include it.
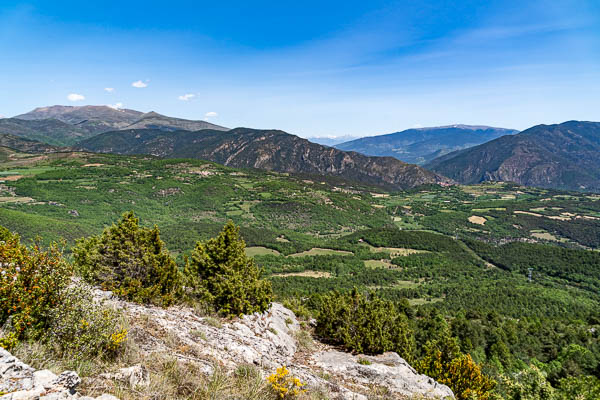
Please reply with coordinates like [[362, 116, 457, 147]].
[[0, 230, 71, 347], [48, 284, 128, 360], [417, 332, 496, 400], [266, 366, 307, 398]]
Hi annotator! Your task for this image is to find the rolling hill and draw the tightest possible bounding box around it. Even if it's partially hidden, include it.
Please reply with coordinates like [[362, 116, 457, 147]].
[[77, 127, 452, 189], [336, 125, 517, 164], [424, 121, 600, 192]]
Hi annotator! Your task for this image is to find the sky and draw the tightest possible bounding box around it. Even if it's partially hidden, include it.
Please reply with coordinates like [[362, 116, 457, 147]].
[[0, 0, 599, 137]]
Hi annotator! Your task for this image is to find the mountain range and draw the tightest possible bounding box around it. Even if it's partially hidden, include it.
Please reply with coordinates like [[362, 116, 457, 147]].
[[425, 121, 600, 192], [4, 105, 227, 145], [77, 127, 451, 189], [3, 105, 600, 192], [306, 135, 361, 147], [335, 125, 518, 165]]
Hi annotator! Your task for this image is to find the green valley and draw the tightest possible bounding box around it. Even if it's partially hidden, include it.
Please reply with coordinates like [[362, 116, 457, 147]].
[[1, 147, 600, 399]]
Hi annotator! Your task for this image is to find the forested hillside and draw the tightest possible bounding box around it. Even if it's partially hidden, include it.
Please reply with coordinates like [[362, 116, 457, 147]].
[[1, 148, 599, 399]]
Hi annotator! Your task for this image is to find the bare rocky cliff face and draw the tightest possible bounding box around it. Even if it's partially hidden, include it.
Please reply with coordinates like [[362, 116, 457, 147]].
[[1, 290, 454, 400]]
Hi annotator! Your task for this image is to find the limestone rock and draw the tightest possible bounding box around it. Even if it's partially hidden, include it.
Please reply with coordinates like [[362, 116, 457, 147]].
[[98, 364, 149, 387], [312, 351, 454, 399], [92, 288, 454, 399], [0, 347, 117, 400]]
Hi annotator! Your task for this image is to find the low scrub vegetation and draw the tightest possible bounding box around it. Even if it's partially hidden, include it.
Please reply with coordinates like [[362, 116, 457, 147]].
[[0, 230, 127, 364]]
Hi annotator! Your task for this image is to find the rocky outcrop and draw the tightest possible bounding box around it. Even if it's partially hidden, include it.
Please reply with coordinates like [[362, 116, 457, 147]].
[[96, 289, 454, 399], [0, 347, 117, 400], [311, 351, 454, 399], [1, 289, 453, 399]]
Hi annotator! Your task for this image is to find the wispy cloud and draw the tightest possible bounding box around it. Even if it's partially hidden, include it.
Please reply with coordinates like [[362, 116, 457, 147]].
[[104, 87, 115, 93], [178, 93, 195, 101], [131, 80, 148, 88], [205, 111, 218, 118], [67, 93, 85, 102]]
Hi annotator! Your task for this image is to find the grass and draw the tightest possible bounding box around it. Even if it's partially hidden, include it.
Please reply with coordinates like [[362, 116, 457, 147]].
[[364, 259, 394, 269], [288, 248, 353, 257], [245, 246, 281, 257], [408, 297, 444, 306]]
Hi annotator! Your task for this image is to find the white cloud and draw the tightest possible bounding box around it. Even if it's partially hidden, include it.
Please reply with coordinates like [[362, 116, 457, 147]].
[[67, 93, 85, 102], [205, 111, 218, 118], [108, 102, 123, 110], [104, 87, 115, 93], [131, 80, 148, 88], [178, 93, 196, 101]]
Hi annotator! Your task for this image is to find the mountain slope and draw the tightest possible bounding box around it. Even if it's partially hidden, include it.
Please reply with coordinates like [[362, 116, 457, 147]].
[[15, 105, 144, 134], [424, 121, 600, 192], [0, 133, 65, 153], [78, 127, 451, 189], [14, 105, 228, 140], [124, 111, 228, 131], [307, 135, 362, 146], [0, 118, 89, 146], [336, 125, 517, 164]]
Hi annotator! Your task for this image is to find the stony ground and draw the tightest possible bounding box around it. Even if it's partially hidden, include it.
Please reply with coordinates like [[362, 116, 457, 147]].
[[1, 289, 454, 400]]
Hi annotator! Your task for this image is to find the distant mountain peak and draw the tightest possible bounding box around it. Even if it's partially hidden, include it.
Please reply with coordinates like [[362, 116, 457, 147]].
[[140, 111, 163, 118], [424, 120, 600, 192], [412, 124, 515, 132], [335, 125, 518, 165]]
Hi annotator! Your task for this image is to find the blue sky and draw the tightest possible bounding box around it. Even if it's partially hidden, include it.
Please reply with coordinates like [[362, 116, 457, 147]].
[[1, 0, 599, 137]]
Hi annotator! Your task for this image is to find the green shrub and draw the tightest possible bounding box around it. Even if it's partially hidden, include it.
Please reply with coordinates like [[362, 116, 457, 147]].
[[0, 232, 71, 346], [185, 221, 273, 316], [73, 211, 182, 306], [314, 288, 414, 360], [48, 284, 128, 360], [499, 365, 555, 400], [417, 327, 496, 400], [0, 225, 14, 242]]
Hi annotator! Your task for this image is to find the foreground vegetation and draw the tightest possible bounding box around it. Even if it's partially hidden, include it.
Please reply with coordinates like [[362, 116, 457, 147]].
[[1, 149, 600, 399]]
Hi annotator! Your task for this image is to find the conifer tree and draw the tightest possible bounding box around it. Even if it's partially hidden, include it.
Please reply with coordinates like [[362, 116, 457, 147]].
[[315, 288, 415, 360], [73, 211, 181, 306], [185, 221, 273, 316], [417, 325, 496, 400]]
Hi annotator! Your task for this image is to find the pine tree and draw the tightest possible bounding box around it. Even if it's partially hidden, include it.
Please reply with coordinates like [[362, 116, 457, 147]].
[[315, 288, 415, 360], [417, 325, 496, 400], [73, 211, 181, 306], [185, 221, 273, 316]]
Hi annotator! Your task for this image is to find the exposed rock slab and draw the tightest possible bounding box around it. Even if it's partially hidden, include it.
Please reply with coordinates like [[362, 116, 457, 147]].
[[312, 351, 454, 399]]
